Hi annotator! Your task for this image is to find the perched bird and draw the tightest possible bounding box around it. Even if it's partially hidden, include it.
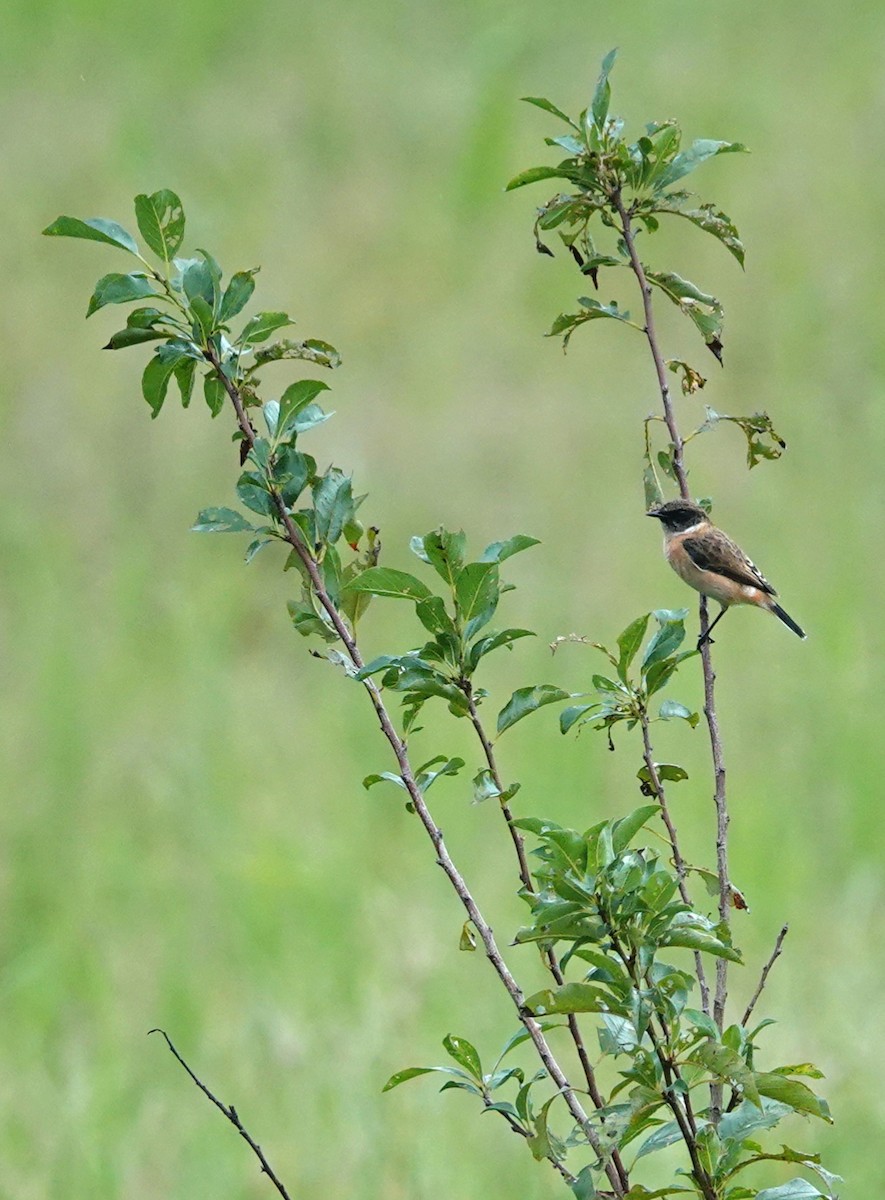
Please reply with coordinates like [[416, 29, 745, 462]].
[[647, 499, 806, 646]]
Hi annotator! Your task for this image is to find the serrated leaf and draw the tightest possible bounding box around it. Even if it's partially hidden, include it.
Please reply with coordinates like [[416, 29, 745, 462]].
[[134, 190, 185, 261], [86, 272, 156, 317], [497, 685, 571, 735], [42, 215, 139, 256], [191, 507, 254, 533]]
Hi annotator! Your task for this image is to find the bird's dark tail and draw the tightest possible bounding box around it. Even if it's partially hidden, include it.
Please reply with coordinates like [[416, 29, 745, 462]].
[[770, 603, 806, 639]]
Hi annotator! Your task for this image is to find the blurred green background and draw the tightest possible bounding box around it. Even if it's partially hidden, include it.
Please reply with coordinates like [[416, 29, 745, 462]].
[[2, 0, 882, 1195]]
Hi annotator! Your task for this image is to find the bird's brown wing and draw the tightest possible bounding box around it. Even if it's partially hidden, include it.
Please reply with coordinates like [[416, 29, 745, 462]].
[[682, 529, 777, 595]]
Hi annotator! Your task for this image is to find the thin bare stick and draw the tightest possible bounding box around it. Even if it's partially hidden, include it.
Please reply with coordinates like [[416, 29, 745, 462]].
[[203, 349, 626, 1196], [149, 1029, 293, 1200], [742, 924, 789, 1027]]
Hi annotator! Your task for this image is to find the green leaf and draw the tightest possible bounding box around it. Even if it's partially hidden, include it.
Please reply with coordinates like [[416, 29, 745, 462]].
[[659, 699, 699, 726], [217, 269, 256, 321], [560, 704, 596, 734], [141, 353, 177, 418], [273, 447, 313, 506], [641, 618, 685, 670], [754, 1074, 832, 1122], [134, 190, 185, 261], [312, 469, 353, 545], [611, 805, 659, 853], [103, 326, 166, 350], [693, 1041, 760, 1106], [204, 375, 227, 417], [480, 534, 540, 563], [237, 472, 275, 517], [239, 311, 294, 344], [591, 47, 618, 131], [363, 771, 406, 792], [651, 201, 745, 267], [455, 562, 499, 638], [505, 165, 577, 192], [525, 982, 621, 1016], [616, 613, 650, 681], [755, 1182, 826, 1200], [420, 529, 467, 587], [654, 139, 748, 191], [342, 567, 432, 602], [497, 685, 571, 736], [415, 595, 456, 636], [442, 1034, 482, 1079], [417, 755, 465, 791], [634, 1119, 684, 1161], [520, 95, 579, 130], [277, 379, 330, 439], [174, 357, 196, 407], [468, 628, 535, 671], [179, 257, 216, 310], [660, 927, 742, 961], [86, 272, 156, 317], [42, 215, 139, 256], [191, 507, 254, 533], [472, 769, 501, 804], [381, 1065, 474, 1092]]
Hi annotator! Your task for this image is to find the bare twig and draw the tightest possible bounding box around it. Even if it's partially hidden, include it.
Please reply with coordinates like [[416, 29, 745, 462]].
[[742, 924, 789, 1027], [203, 347, 626, 1196], [149, 1029, 293, 1200]]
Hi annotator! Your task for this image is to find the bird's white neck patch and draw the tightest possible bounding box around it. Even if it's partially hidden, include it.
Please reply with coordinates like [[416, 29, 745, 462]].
[[677, 520, 708, 535]]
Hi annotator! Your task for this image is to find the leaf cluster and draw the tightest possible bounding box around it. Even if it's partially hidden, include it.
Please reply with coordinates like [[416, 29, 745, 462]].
[[561, 611, 698, 749], [508, 49, 745, 366]]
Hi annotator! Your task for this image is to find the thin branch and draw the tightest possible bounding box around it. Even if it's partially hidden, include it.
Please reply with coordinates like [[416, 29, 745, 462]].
[[149, 1029, 293, 1200], [465, 687, 630, 1194], [204, 348, 626, 1197], [742, 924, 789, 1027], [638, 706, 711, 1018], [613, 191, 689, 501], [485, 1100, 578, 1187], [614, 192, 733, 1123]]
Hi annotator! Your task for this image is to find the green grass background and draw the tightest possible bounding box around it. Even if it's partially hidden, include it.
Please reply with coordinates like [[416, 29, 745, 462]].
[[2, 0, 882, 1195]]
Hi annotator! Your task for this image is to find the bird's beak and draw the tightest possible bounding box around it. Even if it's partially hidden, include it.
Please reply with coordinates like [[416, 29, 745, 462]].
[[646, 507, 661, 518]]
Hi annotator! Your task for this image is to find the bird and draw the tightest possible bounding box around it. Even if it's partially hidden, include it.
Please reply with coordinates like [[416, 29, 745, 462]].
[[646, 499, 806, 647]]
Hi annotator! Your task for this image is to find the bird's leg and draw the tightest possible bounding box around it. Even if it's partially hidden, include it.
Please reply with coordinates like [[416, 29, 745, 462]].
[[697, 605, 728, 650]]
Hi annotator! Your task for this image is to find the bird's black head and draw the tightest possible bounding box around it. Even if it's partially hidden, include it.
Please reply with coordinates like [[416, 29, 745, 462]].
[[647, 500, 710, 533]]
